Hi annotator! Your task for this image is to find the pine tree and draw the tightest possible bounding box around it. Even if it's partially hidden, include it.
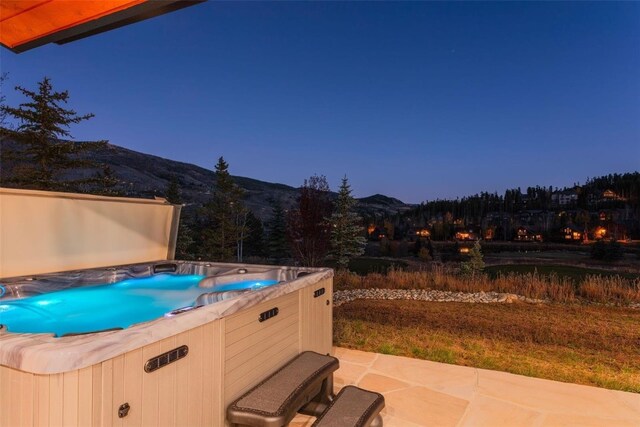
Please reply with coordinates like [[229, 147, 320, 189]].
[[266, 199, 290, 262], [163, 176, 195, 259], [460, 240, 485, 275], [164, 174, 182, 204], [0, 77, 106, 190], [244, 211, 267, 258], [201, 157, 246, 262], [0, 73, 8, 126], [91, 165, 122, 196], [329, 176, 366, 269]]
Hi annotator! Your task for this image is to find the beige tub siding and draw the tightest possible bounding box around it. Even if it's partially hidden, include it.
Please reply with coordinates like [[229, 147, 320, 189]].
[[300, 278, 333, 355], [20, 368, 34, 427], [99, 359, 113, 427], [0, 366, 62, 427], [77, 367, 93, 426], [203, 319, 224, 427], [140, 339, 160, 427], [224, 291, 301, 408], [62, 369, 79, 426], [34, 374, 50, 426], [123, 349, 144, 427], [0, 323, 224, 427], [157, 336, 178, 427], [49, 373, 64, 426], [0, 365, 23, 426]]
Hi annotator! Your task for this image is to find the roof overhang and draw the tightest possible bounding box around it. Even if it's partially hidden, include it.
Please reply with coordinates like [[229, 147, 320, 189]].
[[0, 0, 205, 53]]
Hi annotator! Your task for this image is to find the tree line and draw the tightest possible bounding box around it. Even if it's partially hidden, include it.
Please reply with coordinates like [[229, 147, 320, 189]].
[[170, 163, 367, 268]]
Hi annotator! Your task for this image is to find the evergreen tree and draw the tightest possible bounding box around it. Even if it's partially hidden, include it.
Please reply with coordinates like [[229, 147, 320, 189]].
[[91, 165, 122, 196], [460, 241, 485, 275], [266, 199, 290, 262], [0, 73, 8, 126], [0, 77, 106, 191], [426, 238, 434, 259], [329, 176, 366, 269], [163, 176, 195, 259], [244, 211, 267, 258], [174, 218, 196, 260], [201, 157, 246, 262], [164, 174, 182, 204], [412, 237, 423, 256]]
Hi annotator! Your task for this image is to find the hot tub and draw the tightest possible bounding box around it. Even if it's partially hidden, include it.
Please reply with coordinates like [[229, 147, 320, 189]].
[[0, 260, 334, 427]]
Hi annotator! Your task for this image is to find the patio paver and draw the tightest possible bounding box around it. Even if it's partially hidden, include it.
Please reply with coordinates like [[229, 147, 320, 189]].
[[291, 347, 640, 426]]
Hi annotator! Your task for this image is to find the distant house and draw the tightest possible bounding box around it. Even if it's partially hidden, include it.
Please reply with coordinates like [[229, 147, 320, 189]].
[[484, 227, 495, 241], [600, 189, 627, 203], [592, 223, 628, 241], [561, 225, 584, 242], [368, 226, 386, 241], [552, 189, 579, 207], [455, 228, 479, 241], [592, 226, 607, 240], [513, 227, 543, 242], [414, 227, 431, 238]]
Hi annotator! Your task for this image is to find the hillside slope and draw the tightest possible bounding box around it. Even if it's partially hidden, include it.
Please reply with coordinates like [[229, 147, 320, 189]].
[[0, 138, 411, 220]]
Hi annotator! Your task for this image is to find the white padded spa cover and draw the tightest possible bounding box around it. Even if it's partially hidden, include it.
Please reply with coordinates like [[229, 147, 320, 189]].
[[0, 188, 179, 278]]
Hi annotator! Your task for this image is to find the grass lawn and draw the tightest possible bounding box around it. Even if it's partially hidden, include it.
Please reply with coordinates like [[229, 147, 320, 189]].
[[485, 264, 640, 282], [334, 300, 640, 393]]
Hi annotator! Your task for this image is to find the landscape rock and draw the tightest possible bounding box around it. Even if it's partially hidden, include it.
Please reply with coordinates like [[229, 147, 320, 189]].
[[333, 288, 547, 307]]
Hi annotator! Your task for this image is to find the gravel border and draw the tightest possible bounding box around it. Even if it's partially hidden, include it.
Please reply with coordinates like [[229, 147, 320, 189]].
[[333, 289, 544, 307]]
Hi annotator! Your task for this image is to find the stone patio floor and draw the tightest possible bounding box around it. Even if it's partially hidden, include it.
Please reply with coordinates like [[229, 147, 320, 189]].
[[291, 347, 640, 427]]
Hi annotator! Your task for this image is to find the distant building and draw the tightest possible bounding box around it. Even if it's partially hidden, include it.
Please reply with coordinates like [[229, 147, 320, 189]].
[[484, 227, 495, 241], [414, 227, 431, 238], [552, 189, 579, 207], [368, 226, 386, 241], [455, 228, 479, 241], [513, 227, 543, 242], [593, 226, 607, 240], [561, 225, 584, 242], [600, 189, 626, 202]]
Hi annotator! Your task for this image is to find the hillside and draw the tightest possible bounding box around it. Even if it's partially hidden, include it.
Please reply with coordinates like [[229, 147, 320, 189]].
[[0, 138, 412, 220]]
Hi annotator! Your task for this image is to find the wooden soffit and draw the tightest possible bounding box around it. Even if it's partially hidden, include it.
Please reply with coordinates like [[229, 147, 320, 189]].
[[0, 0, 204, 53]]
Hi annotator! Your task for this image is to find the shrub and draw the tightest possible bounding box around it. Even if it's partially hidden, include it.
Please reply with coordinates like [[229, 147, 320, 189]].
[[418, 247, 432, 261]]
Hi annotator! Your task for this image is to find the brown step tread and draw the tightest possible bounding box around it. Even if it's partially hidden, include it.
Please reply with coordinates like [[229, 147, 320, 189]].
[[227, 351, 339, 427], [312, 385, 385, 427]]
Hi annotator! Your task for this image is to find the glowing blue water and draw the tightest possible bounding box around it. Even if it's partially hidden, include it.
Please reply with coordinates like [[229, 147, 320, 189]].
[[0, 275, 277, 337]]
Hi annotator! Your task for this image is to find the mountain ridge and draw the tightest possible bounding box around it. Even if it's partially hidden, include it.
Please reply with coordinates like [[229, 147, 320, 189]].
[[0, 138, 413, 220]]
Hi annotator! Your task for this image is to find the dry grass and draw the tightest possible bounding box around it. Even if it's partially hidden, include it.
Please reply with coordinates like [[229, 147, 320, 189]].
[[334, 266, 640, 305], [334, 300, 640, 392]]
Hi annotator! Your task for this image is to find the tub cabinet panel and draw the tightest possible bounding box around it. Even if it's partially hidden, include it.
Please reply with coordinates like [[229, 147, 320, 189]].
[[300, 278, 333, 355], [223, 291, 300, 409], [103, 322, 223, 427]]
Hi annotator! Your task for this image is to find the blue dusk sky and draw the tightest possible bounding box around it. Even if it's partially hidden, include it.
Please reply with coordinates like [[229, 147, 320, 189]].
[[1, 2, 639, 203]]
